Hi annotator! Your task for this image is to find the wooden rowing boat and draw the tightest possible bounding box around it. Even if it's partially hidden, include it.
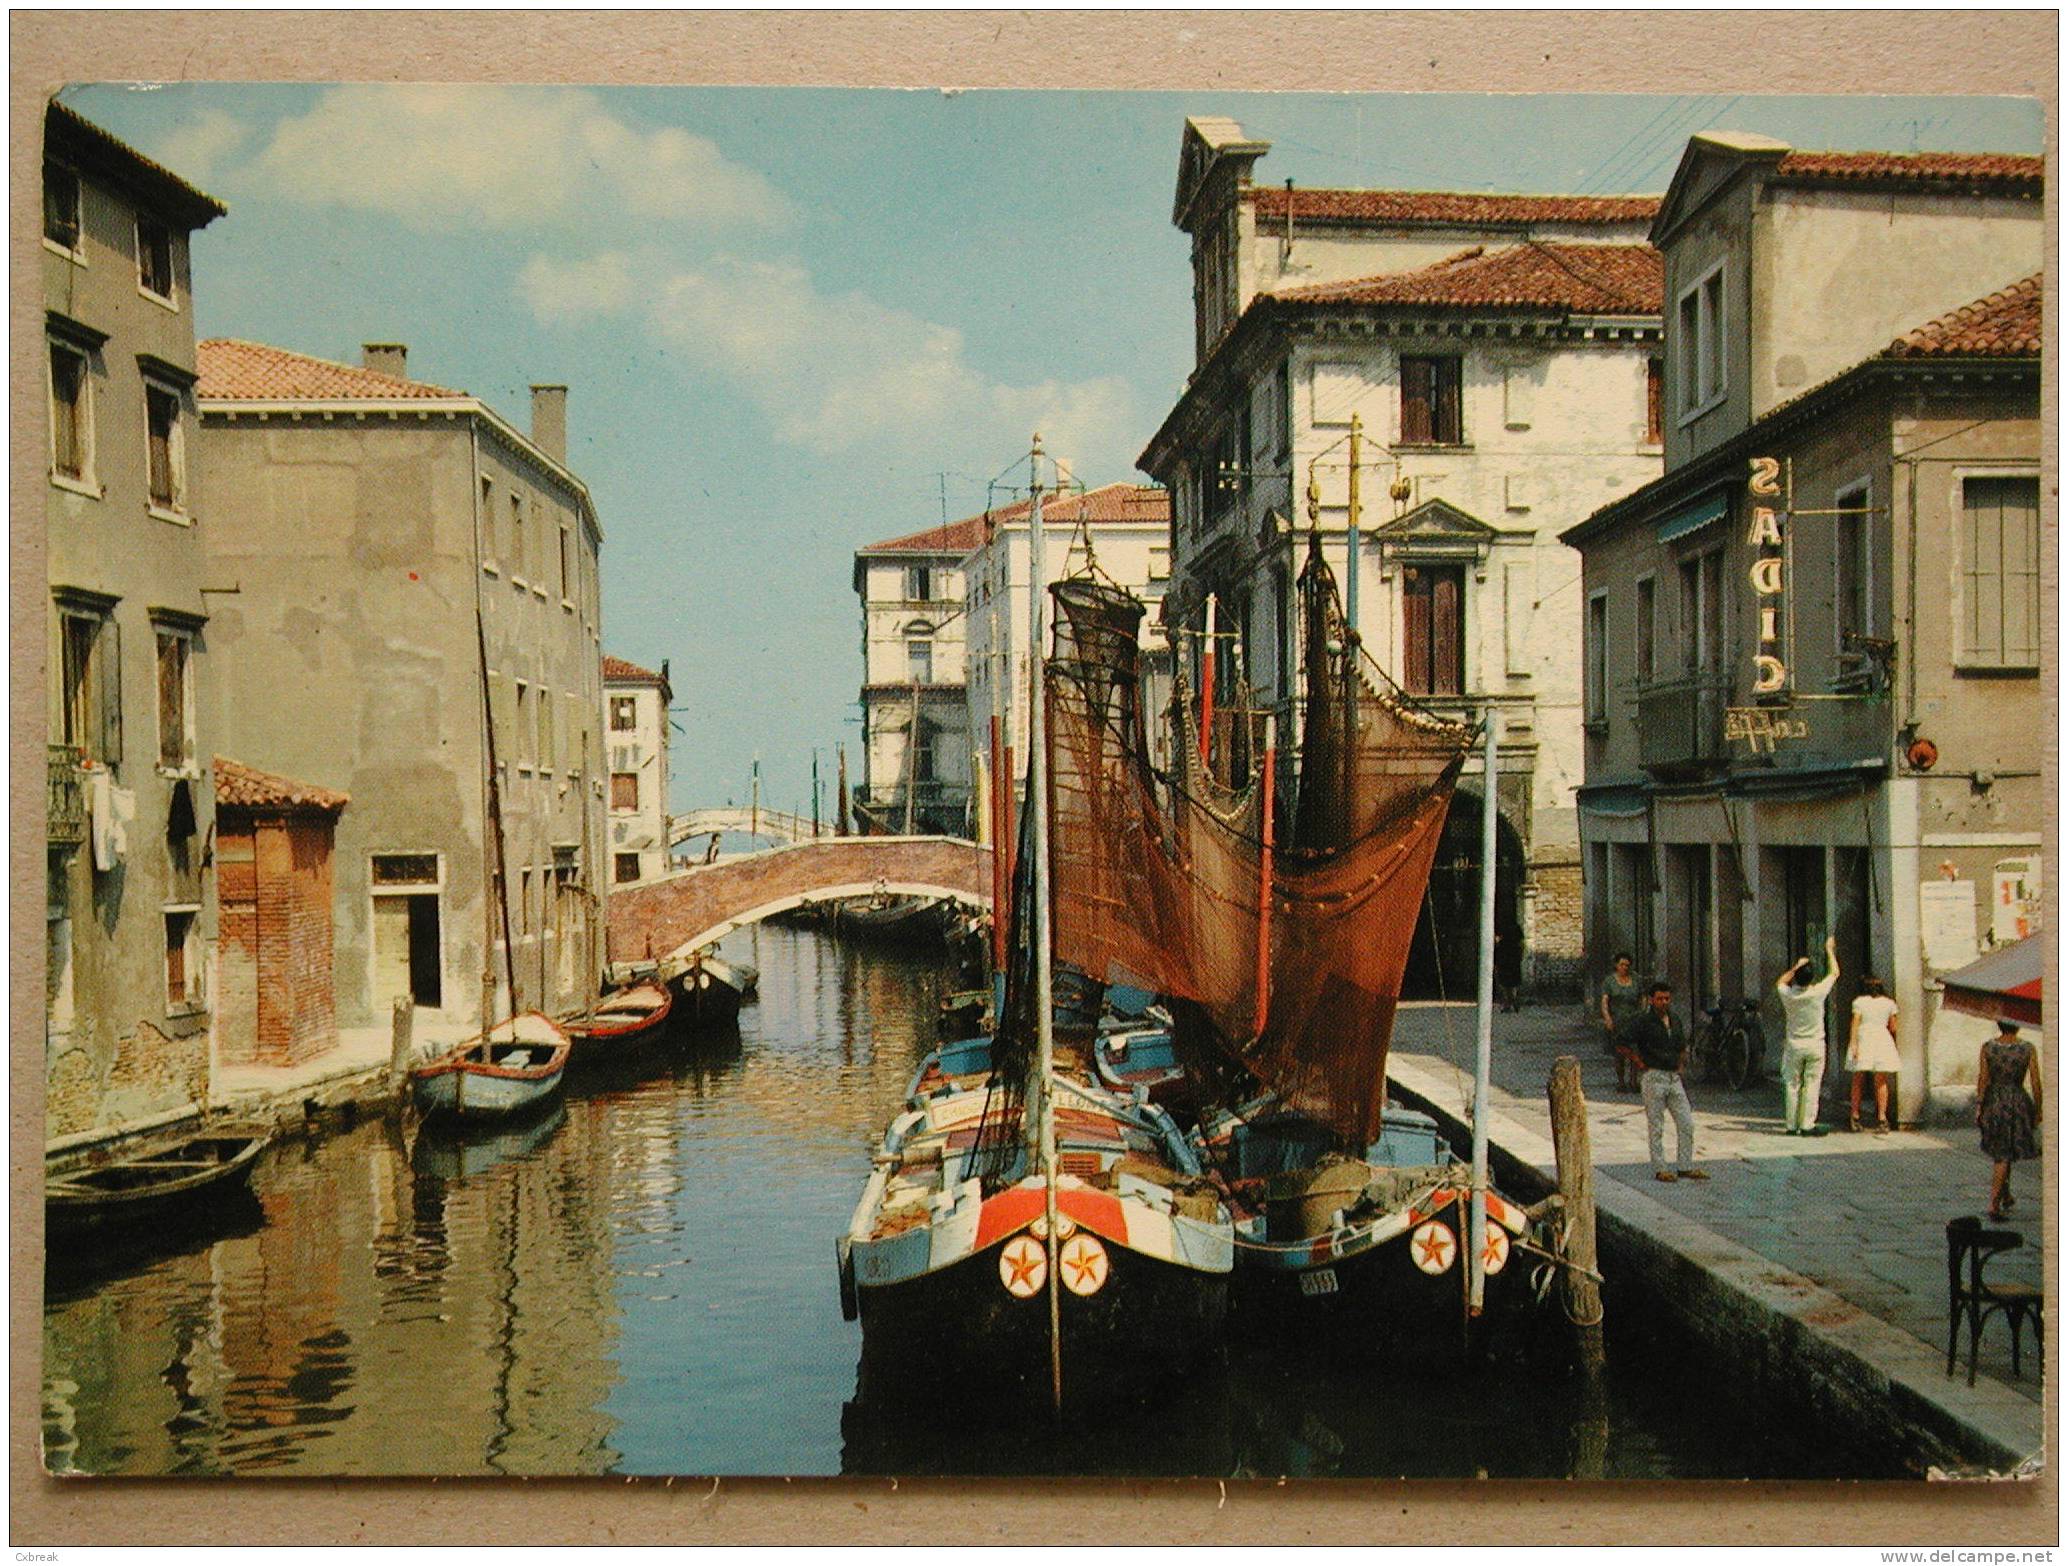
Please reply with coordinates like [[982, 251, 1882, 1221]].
[[410, 1012, 571, 1122], [563, 980, 674, 1065], [46, 1133, 270, 1233]]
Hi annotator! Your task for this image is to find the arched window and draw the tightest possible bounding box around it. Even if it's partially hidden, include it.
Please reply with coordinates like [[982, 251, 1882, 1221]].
[[904, 621, 936, 684]]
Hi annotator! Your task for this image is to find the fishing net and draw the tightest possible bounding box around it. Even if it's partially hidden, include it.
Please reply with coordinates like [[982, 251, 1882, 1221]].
[[1044, 537, 1471, 1146]]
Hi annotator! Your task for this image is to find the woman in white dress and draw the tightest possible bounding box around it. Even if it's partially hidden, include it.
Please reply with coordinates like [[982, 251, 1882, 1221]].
[[1846, 976, 1900, 1134]]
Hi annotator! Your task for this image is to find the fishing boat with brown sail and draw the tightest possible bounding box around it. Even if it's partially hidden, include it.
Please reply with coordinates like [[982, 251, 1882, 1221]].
[[1041, 534, 1547, 1342], [840, 444, 1234, 1420]]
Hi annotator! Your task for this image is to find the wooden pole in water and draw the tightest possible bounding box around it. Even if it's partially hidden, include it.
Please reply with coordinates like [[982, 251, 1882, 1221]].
[[836, 744, 850, 837], [1468, 712, 1496, 1315], [389, 996, 414, 1091], [1025, 436, 1062, 1420], [1548, 1054, 1607, 1373]]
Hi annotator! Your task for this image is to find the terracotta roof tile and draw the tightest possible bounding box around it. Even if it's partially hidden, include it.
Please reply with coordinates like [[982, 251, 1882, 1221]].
[[1248, 186, 1659, 227], [602, 654, 666, 684], [213, 757, 349, 814], [198, 339, 462, 401], [860, 483, 1169, 555], [1884, 274, 2041, 359], [1274, 242, 1662, 315], [1774, 150, 2043, 195]]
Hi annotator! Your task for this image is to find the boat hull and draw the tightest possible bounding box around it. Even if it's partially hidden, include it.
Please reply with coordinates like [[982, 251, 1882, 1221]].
[[410, 1065, 564, 1121], [1232, 1199, 1534, 1354], [46, 1134, 270, 1234], [852, 1231, 1228, 1416]]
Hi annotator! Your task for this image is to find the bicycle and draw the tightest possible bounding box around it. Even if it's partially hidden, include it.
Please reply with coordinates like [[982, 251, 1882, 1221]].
[[1692, 1000, 1766, 1091]]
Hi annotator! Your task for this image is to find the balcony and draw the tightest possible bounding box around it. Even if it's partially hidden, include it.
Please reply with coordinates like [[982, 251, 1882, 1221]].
[[1636, 674, 1732, 777], [48, 744, 86, 844]]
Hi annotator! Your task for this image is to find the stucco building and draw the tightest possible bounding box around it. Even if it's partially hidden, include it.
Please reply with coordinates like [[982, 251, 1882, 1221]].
[[963, 482, 1175, 791], [197, 339, 608, 1032], [1561, 137, 2043, 1123], [603, 654, 673, 887], [43, 102, 227, 1142], [1139, 116, 1667, 996], [851, 519, 973, 835]]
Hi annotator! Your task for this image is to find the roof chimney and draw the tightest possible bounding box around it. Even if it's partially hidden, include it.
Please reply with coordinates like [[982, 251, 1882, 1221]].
[[361, 342, 407, 379], [530, 384, 568, 464]]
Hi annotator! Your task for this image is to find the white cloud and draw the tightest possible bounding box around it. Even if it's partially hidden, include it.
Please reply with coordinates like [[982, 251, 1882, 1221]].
[[250, 85, 790, 233], [516, 251, 641, 325], [148, 108, 252, 186], [638, 254, 1140, 472]]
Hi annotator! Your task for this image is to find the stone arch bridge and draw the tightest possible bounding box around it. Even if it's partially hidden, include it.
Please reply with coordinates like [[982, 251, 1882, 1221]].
[[668, 805, 824, 849], [607, 835, 993, 964]]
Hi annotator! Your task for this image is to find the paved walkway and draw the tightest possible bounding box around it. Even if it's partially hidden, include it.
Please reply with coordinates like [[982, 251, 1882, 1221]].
[[1389, 1002, 2046, 1418], [213, 1018, 473, 1118]]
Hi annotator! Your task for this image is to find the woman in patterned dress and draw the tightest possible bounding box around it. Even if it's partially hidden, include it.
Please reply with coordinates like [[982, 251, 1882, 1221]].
[[1976, 1019, 2042, 1220]]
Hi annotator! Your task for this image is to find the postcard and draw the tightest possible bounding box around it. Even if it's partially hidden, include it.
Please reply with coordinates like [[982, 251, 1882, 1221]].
[[29, 57, 2048, 1518]]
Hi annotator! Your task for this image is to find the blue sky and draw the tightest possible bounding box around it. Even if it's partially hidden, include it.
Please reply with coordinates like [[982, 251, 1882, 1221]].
[[63, 84, 2041, 815]]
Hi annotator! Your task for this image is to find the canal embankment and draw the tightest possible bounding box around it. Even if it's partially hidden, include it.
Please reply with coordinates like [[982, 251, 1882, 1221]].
[[1387, 1001, 2044, 1480]]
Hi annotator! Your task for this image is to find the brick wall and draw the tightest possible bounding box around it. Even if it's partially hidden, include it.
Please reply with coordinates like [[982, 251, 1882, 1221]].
[[217, 809, 338, 1068], [1528, 859, 1586, 996], [216, 820, 261, 1067]]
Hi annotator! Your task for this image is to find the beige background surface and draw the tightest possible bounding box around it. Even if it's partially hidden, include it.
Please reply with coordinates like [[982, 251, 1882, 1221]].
[[12, 8, 2058, 1546]]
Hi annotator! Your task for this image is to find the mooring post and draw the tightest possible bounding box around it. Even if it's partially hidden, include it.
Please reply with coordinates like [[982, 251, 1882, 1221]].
[[388, 995, 415, 1094], [1547, 1054, 1606, 1374]]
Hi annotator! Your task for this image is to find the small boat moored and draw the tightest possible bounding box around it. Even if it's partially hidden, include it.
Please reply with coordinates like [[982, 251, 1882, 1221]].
[[410, 1012, 571, 1123], [562, 980, 674, 1065], [662, 951, 758, 1029], [46, 1132, 271, 1234]]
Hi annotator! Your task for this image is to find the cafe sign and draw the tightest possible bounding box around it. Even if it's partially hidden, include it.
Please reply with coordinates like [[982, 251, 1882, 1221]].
[[1746, 455, 1786, 693]]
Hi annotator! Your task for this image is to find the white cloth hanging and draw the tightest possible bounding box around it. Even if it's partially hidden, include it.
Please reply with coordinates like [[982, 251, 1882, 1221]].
[[87, 767, 132, 872]]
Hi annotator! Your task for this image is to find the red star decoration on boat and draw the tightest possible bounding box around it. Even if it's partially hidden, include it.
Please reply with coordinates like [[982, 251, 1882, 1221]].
[[1005, 1246, 1042, 1291], [1415, 1225, 1454, 1269]]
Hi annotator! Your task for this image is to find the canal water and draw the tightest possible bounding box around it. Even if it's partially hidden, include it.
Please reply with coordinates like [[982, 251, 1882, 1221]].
[[43, 924, 1878, 1479]]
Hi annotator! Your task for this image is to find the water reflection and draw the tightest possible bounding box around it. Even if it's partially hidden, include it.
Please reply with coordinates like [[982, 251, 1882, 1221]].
[[42, 923, 1876, 1478]]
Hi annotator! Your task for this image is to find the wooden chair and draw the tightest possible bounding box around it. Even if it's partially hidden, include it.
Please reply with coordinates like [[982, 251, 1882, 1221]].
[[1946, 1216, 2045, 1387]]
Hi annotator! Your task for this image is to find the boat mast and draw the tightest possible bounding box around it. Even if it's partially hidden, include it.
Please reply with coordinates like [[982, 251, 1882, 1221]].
[[1025, 434, 1062, 1418], [1468, 710, 1496, 1315]]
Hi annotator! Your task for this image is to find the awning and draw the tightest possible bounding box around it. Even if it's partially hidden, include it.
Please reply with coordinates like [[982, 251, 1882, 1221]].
[[1939, 932, 2045, 1028], [1656, 491, 1730, 545], [1577, 783, 1651, 818]]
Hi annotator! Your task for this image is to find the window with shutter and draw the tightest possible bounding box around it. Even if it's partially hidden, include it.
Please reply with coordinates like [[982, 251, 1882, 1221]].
[[44, 162, 81, 252], [145, 384, 183, 511], [1400, 565, 1464, 695], [1961, 476, 2041, 670], [611, 772, 639, 811], [49, 343, 89, 481], [155, 628, 193, 771], [1400, 356, 1462, 444], [136, 216, 176, 302]]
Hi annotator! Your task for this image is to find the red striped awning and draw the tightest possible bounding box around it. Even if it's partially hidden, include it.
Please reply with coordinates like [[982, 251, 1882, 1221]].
[[1939, 932, 2046, 1028]]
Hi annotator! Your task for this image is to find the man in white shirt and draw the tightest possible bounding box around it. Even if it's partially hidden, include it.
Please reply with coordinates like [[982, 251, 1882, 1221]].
[[1775, 937, 1840, 1135]]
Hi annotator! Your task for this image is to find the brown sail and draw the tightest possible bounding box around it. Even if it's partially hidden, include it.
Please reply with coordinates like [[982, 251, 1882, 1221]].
[[1045, 538, 1470, 1145]]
